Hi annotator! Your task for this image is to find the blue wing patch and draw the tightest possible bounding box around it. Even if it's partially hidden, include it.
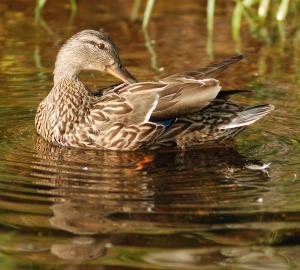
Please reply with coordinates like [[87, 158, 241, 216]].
[[154, 118, 177, 128]]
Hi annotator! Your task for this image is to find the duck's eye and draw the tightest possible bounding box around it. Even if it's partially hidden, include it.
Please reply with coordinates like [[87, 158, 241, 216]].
[[98, 43, 105, 49]]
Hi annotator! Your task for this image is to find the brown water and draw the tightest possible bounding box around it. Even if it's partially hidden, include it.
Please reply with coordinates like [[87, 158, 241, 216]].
[[0, 1, 300, 269]]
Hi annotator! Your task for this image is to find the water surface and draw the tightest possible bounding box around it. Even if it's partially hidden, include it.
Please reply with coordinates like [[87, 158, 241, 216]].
[[0, 1, 300, 269]]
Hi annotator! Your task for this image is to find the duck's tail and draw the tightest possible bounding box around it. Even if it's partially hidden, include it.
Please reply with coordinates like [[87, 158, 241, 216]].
[[220, 104, 274, 130]]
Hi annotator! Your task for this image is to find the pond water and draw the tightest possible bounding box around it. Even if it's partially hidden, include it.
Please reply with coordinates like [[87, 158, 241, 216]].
[[0, 0, 300, 269]]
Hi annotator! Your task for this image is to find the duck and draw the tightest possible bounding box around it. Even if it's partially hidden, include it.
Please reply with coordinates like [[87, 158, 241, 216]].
[[35, 29, 274, 151]]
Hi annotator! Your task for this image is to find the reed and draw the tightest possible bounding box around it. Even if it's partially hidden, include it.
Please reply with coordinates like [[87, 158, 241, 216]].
[[230, 0, 299, 40], [35, 0, 299, 30], [142, 0, 156, 29], [139, 0, 299, 40], [207, 0, 215, 58], [34, 0, 300, 59]]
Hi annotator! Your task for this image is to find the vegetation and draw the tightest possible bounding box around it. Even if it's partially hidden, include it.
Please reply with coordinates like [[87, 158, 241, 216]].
[[35, 0, 300, 40]]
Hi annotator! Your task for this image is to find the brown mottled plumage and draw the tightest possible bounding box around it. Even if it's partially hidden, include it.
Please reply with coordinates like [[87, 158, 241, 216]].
[[35, 30, 274, 151]]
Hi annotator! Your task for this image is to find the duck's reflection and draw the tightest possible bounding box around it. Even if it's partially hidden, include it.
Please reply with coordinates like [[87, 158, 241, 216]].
[[32, 137, 270, 261], [50, 236, 109, 261]]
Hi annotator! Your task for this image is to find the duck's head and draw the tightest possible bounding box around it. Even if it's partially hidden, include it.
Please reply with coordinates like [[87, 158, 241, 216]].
[[54, 29, 136, 84]]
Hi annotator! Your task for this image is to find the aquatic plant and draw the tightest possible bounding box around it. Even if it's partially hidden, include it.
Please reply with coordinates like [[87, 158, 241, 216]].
[[35, 0, 300, 40], [33, 0, 299, 65], [138, 0, 300, 58]]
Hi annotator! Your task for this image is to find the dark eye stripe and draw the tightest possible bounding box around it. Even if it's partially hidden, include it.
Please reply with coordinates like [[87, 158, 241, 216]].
[[84, 40, 105, 49], [84, 40, 98, 46]]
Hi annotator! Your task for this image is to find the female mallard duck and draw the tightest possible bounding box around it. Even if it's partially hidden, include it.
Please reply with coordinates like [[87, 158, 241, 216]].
[[35, 30, 273, 151]]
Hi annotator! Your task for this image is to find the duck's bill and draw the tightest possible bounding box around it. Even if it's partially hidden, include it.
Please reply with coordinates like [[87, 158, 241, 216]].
[[107, 64, 137, 84]]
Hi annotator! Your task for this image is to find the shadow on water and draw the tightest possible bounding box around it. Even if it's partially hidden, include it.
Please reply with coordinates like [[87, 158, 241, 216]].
[[0, 0, 300, 269]]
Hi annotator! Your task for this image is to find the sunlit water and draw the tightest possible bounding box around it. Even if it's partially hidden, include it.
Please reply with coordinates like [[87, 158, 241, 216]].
[[0, 1, 300, 269]]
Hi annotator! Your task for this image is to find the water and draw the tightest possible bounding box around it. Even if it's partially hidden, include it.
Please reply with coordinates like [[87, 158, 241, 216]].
[[0, 1, 300, 269]]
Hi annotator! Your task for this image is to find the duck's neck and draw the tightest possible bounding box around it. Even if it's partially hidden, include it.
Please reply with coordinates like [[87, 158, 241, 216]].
[[53, 45, 84, 84], [52, 63, 90, 99], [53, 63, 81, 85], [52, 50, 90, 96], [51, 75, 90, 100]]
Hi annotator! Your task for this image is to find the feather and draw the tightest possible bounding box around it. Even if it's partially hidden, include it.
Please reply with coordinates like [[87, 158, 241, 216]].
[[116, 79, 221, 120], [154, 118, 177, 128], [162, 55, 244, 83], [219, 105, 274, 129], [217, 89, 251, 100], [152, 79, 221, 119]]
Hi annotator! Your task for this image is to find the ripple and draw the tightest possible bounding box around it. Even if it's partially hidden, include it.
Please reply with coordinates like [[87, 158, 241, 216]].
[[0, 104, 300, 240], [0, 1, 300, 269], [144, 246, 300, 270]]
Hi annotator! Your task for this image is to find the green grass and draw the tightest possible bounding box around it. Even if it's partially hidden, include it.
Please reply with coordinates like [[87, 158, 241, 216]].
[[35, 0, 300, 37], [34, 0, 300, 56]]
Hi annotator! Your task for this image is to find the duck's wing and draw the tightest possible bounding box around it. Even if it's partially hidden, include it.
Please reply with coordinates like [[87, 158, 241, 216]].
[[216, 89, 251, 100], [92, 56, 244, 121], [89, 89, 166, 150], [91, 89, 159, 126], [93, 83, 126, 97], [110, 78, 221, 120], [161, 55, 244, 83], [152, 79, 221, 119]]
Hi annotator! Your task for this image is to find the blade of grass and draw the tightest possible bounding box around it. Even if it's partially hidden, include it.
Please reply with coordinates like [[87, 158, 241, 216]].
[[243, 0, 254, 7], [35, 0, 47, 23], [206, 0, 215, 59], [131, 0, 142, 21], [277, 20, 286, 43], [276, 0, 290, 21], [242, 4, 259, 33], [67, 0, 78, 27], [258, 0, 270, 19], [34, 46, 43, 69], [142, 28, 164, 72], [142, 0, 156, 30], [70, 0, 77, 16], [232, 1, 244, 44]]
